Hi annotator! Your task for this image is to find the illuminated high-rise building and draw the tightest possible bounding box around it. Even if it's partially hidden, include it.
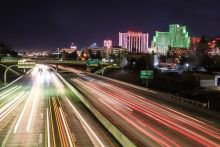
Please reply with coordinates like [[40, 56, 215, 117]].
[[151, 24, 190, 55], [119, 31, 149, 53], [104, 40, 112, 49]]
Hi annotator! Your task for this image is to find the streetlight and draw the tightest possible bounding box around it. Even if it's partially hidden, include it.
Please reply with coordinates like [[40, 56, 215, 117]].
[[110, 59, 114, 68], [185, 63, 189, 71]]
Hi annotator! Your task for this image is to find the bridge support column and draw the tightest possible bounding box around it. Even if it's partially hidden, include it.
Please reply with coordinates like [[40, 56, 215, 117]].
[[56, 64, 58, 72], [86, 66, 91, 72], [4, 65, 18, 85]]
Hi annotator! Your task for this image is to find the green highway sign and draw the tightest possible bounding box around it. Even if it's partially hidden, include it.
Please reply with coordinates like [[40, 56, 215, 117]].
[[86, 59, 100, 66], [140, 70, 154, 79], [18, 59, 36, 68]]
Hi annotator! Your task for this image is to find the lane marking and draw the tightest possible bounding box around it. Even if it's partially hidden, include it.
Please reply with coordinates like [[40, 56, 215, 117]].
[[0, 86, 17, 97], [41, 113, 43, 119], [47, 108, 51, 147], [136, 121, 146, 128], [49, 98, 56, 147], [66, 97, 105, 147], [27, 83, 39, 132], [0, 86, 21, 101], [0, 92, 26, 121], [14, 91, 31, 134], [59, 108, 74, 147], [39, 134, 42, 144]]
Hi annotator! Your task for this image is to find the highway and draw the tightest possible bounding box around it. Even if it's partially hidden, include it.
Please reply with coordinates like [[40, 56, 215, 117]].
[[58, 65, 220, 147], [0, 67, 45, 146], [0, 65, 119, 147]]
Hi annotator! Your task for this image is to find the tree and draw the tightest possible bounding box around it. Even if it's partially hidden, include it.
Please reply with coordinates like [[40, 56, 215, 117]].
[[72, 50, 78, 60], [120, 57, 128, 69], [88, 49, 94, 59], [0, 42, 11, 55], [61, 51, 67, 59], [159, 55, 166, 63], [196, 36, 209, 67], [200, 54, 214, 68], [95, 50, 102, 59], [0, 42, 19, 57], [79, 50, 88, 61], [197, 36, 209, 54], [10, 50, 18, 57], [216, 40, 220, 48]]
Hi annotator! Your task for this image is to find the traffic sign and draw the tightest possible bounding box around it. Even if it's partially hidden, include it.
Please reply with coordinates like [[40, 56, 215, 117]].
[[86, 59, 100, 66], [18, 59, 36, 68], [140, 70, 154, 79]]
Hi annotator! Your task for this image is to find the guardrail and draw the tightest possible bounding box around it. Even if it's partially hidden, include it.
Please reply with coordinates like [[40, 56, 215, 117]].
[[94, 64, 121, 75], [164, 94, 207, 108]]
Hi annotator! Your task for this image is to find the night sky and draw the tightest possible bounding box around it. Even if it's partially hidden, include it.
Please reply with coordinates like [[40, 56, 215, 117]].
[[0, 0, 219, 50]]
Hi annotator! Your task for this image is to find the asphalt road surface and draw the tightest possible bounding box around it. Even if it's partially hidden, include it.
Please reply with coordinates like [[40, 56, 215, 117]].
[[0, 65, 119, 147], [58, 65, 220, 147]]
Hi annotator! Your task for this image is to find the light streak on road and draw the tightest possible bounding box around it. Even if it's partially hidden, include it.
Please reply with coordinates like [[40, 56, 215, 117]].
[[54, 65, 82, 74], [94, 81, 220, 140], [0, 86, 18, 97], [26, 82, 40, 132], [74, 79, 176, 146], [66, 97, 107, 147], [102, 81, 220, 141], [0, 86, 21, 101], [88, 80, 220, 146], [48, 97, 56, 147], [51, 73, 64, 89], [31, 66, 39, 76], [47, 108, 51, 147], [59, 107, 74, 147], [14, 65, 44, 134], [13, 91, 32, 134], [0, 92, 26, 122], [51, 97, 70, 146], [72, 75, 220, 146]]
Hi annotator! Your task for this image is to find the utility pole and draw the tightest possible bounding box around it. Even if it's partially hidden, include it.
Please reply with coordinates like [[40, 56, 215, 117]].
[[57, 48, 60, 60]]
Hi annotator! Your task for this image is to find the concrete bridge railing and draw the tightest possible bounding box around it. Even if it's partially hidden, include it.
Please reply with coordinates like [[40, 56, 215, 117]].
[[35, 60, 86, 65]]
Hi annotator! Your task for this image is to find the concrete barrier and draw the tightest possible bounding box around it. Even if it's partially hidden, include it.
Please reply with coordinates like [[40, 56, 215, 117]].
[[0, 68, 32, 91], [87, 72, 209, 109], [0, 76, 23, 91], [56, 72, 136, 147]]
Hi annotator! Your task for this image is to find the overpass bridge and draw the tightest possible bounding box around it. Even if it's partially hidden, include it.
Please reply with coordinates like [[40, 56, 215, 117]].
[[35, 59, 86, 65], [1, 59, 115, 72]]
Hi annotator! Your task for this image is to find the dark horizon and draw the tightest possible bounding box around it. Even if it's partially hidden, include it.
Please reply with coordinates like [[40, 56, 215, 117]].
[[0, 0, 219, 50]]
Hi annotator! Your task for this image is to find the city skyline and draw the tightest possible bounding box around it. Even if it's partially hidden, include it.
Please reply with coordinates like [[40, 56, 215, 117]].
[[0, 0, 220, 49]]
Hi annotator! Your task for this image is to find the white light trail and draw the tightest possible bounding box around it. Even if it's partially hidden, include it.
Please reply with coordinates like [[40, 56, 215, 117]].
[[0, 86, 17, 97], [66, 97, 105, 147], [0, 92, 26, 121], [14, 91, 31, 134], [26, 83, 40, 132], [0, 91, 25, 114], [59, 108, 74, 147], [0, 86, 21, 100], [47, 108, 51, 147]]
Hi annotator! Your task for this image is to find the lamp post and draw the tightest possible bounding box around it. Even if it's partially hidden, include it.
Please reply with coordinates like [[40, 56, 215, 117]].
[[110, 59, 114, 68]]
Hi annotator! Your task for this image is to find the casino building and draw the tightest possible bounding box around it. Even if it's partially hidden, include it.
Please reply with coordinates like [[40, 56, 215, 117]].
[[119, 31, 149, 53]]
